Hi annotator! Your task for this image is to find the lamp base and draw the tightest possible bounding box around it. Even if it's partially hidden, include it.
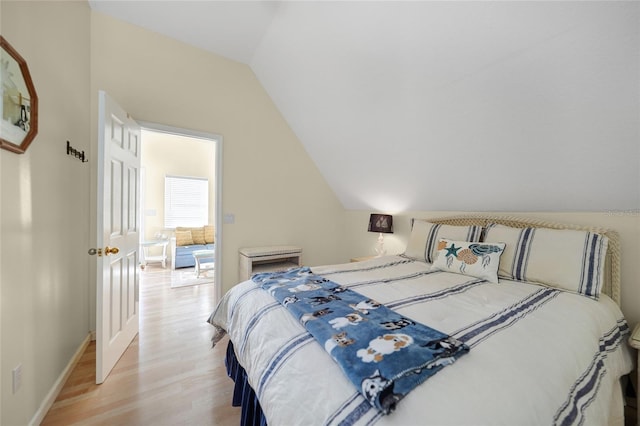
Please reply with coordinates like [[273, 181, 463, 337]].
[[375, 233, 387, 257]]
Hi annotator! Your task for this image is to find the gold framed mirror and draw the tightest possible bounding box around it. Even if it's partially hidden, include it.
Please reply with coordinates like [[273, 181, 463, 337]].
[[1, 36, 38, 154]]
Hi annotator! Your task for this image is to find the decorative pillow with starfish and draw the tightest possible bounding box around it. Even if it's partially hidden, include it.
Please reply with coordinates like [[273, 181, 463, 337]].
[[431, 239, 506, 283]]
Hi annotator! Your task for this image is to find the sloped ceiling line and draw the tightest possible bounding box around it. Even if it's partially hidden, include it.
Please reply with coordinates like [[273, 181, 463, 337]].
[[88, 1, 640, 212]]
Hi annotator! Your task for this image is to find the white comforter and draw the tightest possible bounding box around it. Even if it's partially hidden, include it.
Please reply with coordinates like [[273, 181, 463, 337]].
[[209, 256, 633, 426]]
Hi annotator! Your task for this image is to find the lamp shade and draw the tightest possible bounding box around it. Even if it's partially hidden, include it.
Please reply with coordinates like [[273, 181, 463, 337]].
[[368, 214, 393, 234]]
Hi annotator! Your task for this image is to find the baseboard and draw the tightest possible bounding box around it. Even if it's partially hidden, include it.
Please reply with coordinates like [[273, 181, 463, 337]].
[[29, 333, 91, 426]]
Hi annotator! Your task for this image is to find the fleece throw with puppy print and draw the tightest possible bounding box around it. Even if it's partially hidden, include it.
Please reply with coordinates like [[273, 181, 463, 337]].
[[252, 267, 469, 415]]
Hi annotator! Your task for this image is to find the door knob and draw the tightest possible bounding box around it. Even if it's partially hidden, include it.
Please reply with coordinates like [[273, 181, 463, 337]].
[[88, 246, 120, 256], [105, 246, 119, 255]]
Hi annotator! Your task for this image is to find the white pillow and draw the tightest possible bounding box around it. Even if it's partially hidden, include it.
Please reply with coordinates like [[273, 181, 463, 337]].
[[431, 239, 505, 283], [404, 220, 483, 263], [483, 224, 609, 299]]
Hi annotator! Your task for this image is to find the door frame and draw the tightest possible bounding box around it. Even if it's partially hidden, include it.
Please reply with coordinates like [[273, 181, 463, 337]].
[[138, 120, 224, 303]]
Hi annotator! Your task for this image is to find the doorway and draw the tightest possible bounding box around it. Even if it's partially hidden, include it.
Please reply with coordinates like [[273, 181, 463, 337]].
[[138, 123, 223, 303], [93, 92, 224, 384]]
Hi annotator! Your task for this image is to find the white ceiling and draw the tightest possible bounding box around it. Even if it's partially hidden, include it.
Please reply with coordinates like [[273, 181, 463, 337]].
[[88, 1, 640, 212], [88, 1, 280, 64]]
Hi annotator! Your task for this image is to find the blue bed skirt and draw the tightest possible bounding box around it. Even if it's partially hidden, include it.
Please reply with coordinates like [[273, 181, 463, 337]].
[[225, 341, 268, 426]]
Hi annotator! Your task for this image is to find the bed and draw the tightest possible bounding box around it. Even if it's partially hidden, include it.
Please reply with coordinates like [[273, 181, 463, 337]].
[[208, 215, 634, 426]]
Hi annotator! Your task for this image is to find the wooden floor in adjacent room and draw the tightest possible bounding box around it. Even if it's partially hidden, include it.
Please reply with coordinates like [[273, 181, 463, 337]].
[[41, 265, 240, 426]]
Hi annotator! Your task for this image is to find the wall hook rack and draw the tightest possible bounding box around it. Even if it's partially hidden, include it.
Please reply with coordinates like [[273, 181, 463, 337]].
[[66, 140, 88, 163]]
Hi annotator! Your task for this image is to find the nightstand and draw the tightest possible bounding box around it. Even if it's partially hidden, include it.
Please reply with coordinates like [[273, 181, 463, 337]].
[[350, 256, 376, 262]]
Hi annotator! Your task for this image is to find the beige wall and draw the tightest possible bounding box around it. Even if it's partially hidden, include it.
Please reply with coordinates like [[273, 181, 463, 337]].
[[140, 130, 216, 244], [344, 210, 640, 329], [0, 1, 91, 424], [89, 11, 347, 317], [0, 4, 345, 422], [1, 2, 637, 424]]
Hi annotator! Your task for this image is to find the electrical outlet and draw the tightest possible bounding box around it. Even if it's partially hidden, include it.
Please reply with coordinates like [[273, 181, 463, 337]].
[[12, 364, 22, 394], [223, 213, 235, 224]]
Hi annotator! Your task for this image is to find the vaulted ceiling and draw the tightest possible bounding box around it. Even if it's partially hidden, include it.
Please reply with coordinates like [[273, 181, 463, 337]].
[[88, 1, 640, 212]]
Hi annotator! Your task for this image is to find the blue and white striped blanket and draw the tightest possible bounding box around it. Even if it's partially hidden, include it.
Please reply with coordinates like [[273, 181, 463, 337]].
[[252, 267, 469, 414], [209, 256, 633, 425]]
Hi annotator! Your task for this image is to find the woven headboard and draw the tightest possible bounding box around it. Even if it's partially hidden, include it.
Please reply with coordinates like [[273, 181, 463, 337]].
[[425, 215, 621, 305]]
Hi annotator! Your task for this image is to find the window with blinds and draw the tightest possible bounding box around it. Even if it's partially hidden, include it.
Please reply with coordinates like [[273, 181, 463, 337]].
[[164, 175, 209, 228]]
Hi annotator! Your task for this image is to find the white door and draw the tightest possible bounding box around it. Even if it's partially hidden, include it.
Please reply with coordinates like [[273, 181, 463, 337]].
[[95, 91, 141, 384]]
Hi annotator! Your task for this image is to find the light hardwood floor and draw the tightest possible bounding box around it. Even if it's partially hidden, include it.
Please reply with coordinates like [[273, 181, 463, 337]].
[[41, 265, 240, 426]]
